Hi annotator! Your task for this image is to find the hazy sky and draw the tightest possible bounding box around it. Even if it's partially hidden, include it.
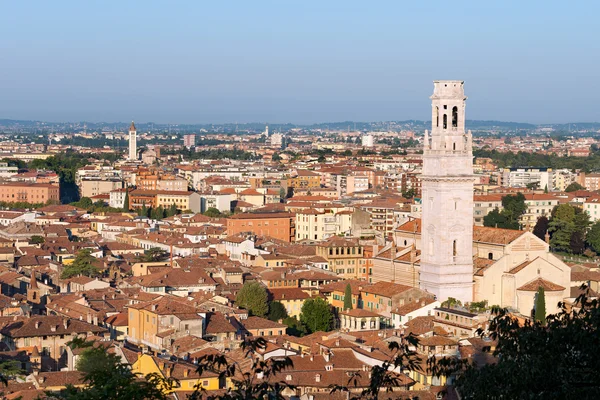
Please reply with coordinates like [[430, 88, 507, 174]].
[[1, 1, 598, 124]]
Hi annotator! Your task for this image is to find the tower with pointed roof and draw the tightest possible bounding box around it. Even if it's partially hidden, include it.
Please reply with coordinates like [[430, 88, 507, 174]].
[[128, 121, 137, 160], [419, 80, 474, 303]]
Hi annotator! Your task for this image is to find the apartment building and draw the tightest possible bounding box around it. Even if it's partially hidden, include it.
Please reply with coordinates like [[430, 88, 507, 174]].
[[80, 179, 123, 198], [128, 189, 201, 213], [288, 170, 321, 190], [0, 182, 60, 204], [315, 236, 365, 279], [227, 212, 295, 242], [501, 167, 554, 191]]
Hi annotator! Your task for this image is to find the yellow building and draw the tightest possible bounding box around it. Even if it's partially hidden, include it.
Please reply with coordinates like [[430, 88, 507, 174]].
[[315, 236, 365, 279], [126, 296, 204, 351], [288, 170, 321, 189], [133, 354, 220, 393], [268, 288, 310, 318], [156, 191, 201, 213]]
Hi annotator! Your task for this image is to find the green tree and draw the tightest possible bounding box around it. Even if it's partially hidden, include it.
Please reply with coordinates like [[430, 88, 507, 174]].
[[300, 297, 333, 333], [534, 286, 546, 323], [75, 197, 93, 210], [282, 317, 307, 337], [236, 282, 268, 317], [279, 187, 286, 200], [61, 249, 100, 279], [402, 188, 416, 199], [151, 205, 165, 220], [532, 216, 549, 241], [203, 207, 222, 218], [565, 182, 584, 192], [0, 360, 24, 380], [30, 235, 45, 245], [138, 203, 149, 218], [447, 290, 600, 399], [549, 204, 591, 253], [343, 283, 353, 310], [343, 149, 352, 157], [122, 190, 130, 212], [271, 153, 282, 162], [166, 203, 178, 217], [501, 193, 527, 229], [267, 301, 288, 322], [62, 345, 174, 400], [317, 155, 326, 163], [586, 221, 600, 253], [483, 207, 509, 228], [140, 247, 169, 262]]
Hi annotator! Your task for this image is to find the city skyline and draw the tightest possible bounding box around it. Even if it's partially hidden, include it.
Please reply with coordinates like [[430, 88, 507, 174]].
[[1, 1, 599, 124]]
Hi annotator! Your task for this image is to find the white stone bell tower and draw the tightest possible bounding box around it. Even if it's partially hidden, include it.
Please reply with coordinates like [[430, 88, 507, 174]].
[[128, 121, 137, 160], [420, 80, 474, 303]]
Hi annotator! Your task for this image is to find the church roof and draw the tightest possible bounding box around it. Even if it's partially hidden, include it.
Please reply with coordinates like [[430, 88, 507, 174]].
[[517, 277, 565, 292], [473, 257, 495, 277], [396, 218, 526, 246], [129, 121, 136, 131], [508, 257, 538, 274], [473, 226, 525, 245]]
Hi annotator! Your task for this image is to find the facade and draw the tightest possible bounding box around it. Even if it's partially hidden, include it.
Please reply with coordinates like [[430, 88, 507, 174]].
[[109, 188, 128, 209], [128, 190, 201, 213], [420, 80, 474, 303], [79, 179, 123, 199], [227, 212, 295, 242], [128, 121, 137, 160], [295, 209, 353, 241], [288, 170, 321, 190], [183, 134, 196, 148], [361, 134, 374, 147], [0, 182, 60, 204], [502, 167, 554, 191], [315, 236, 364, 279]]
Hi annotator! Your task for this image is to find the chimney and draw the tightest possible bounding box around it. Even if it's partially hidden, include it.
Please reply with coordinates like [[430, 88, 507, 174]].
[[35, 321, 41, 329], [183, 369, 189, 378], [315, 373, 321, 382], [63, 319, 68, 329]]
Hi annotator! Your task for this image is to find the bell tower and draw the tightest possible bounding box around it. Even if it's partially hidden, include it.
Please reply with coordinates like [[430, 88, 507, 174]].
[[420, 80, 474, 303], [128, 121, 137, 160]]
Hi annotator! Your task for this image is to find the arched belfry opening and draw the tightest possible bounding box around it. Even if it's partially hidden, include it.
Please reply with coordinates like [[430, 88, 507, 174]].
[[452, 106, 458, 127], [443, 114, 447, 129]]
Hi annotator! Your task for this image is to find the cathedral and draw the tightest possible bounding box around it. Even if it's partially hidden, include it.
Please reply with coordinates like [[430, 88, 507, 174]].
[[370, 81, 571, 316]]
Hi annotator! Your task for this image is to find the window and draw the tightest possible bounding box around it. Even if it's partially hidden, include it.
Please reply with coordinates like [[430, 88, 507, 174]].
[[443, 114, 448, 129], [435, 106, 439, 127], [453, 240, 457, 256], [488, 252, 493, 260], [452, 106, 458, 127]]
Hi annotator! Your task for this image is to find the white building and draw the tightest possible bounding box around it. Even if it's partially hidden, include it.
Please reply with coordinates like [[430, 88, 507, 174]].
[[502, 167, 554, 191], [183, 134, 196, 149], [361, 134, 374, 147], [271, 133, 283, 149], [109, 188, 128, 209], [128, 121, 137, 160], [420, 80, 474, 303], [200, 192, 232, 213]]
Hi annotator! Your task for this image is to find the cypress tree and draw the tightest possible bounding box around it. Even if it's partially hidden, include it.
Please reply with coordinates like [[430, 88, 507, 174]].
[[534, 286, 546, 324], [122, 189, 130, 212], [343, 283, 353, 310]]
